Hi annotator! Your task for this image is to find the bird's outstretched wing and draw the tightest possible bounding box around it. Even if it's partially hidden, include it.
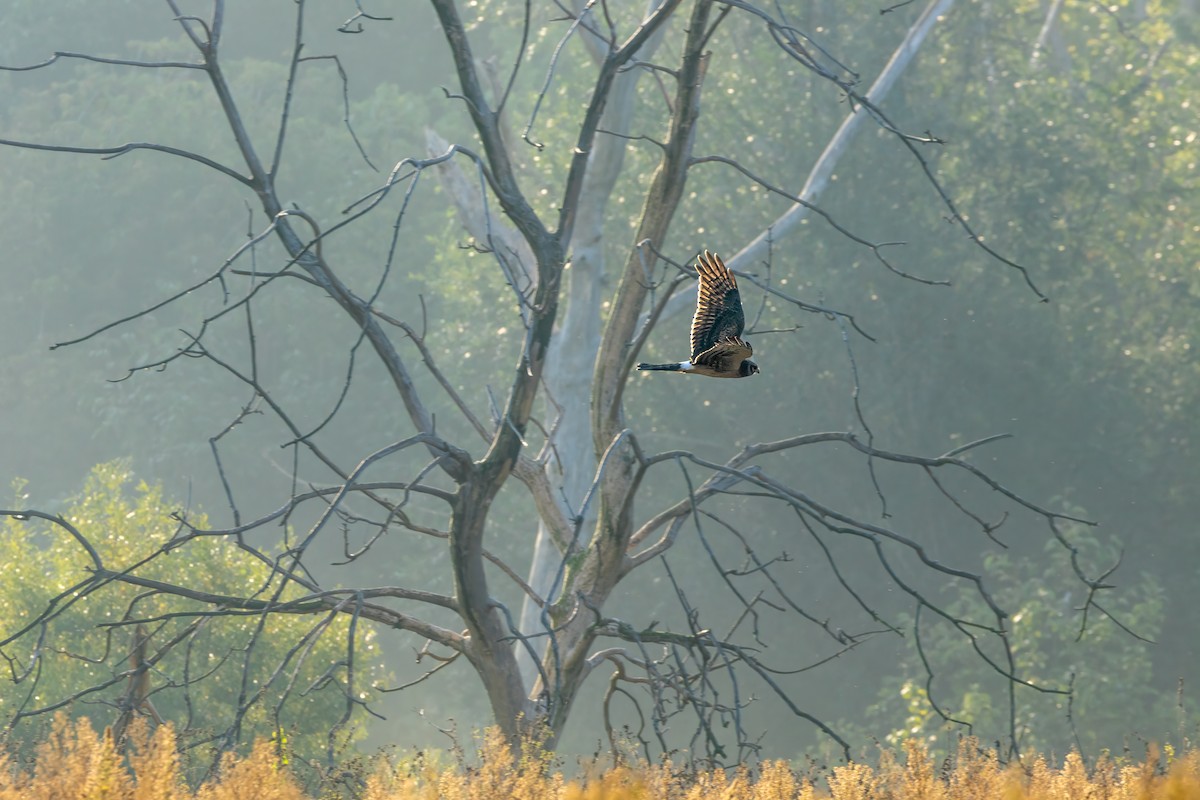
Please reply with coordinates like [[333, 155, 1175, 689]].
[[692, 337, 754, 375], [690, 251, 746, 360]]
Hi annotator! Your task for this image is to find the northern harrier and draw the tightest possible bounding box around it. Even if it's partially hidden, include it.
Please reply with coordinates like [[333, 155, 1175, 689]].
[[637, 250, 760, 379]]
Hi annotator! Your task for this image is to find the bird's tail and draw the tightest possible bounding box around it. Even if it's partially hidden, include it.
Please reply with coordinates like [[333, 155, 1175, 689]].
[[637, 362, 682, 372]]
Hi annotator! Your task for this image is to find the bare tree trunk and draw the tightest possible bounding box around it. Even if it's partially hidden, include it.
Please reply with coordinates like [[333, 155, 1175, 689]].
[[451, 477, 538, 740], [516, 1, 670, 688], [529, 0, 717, 734]]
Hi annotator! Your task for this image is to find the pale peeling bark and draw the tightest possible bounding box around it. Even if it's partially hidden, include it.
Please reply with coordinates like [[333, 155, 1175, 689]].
[[424, 129, 535, 294], [515, 1, 671, 688], [516, 1, 717, 734]]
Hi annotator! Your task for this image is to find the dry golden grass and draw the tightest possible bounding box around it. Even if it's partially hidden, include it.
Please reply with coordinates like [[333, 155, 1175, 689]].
[[1, 715, 1197, 799]]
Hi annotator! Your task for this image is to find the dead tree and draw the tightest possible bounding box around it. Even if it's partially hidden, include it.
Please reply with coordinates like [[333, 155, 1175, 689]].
[[110, 624, 165, 747], [0, 0, 1131, 766]]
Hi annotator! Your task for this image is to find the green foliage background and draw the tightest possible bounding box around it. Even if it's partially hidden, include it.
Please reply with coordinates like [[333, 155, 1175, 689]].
[[1, 463, 386, 766]]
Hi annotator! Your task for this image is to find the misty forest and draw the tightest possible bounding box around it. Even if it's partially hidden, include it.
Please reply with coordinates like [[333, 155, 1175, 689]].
[[0, 0, 1196, 786]]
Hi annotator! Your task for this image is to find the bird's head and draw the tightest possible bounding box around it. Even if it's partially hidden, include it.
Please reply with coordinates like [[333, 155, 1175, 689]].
[[741, 360, 760, 377]]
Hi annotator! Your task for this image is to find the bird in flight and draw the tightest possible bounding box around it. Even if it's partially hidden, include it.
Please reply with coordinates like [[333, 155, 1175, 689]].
[[638, 250, 760, 379]]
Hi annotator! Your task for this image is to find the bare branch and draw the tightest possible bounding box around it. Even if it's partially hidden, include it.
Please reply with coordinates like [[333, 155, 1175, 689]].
[[0, 137, 250, 186], [0, 51, 204, 71], [91, 569, 465, 652]]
